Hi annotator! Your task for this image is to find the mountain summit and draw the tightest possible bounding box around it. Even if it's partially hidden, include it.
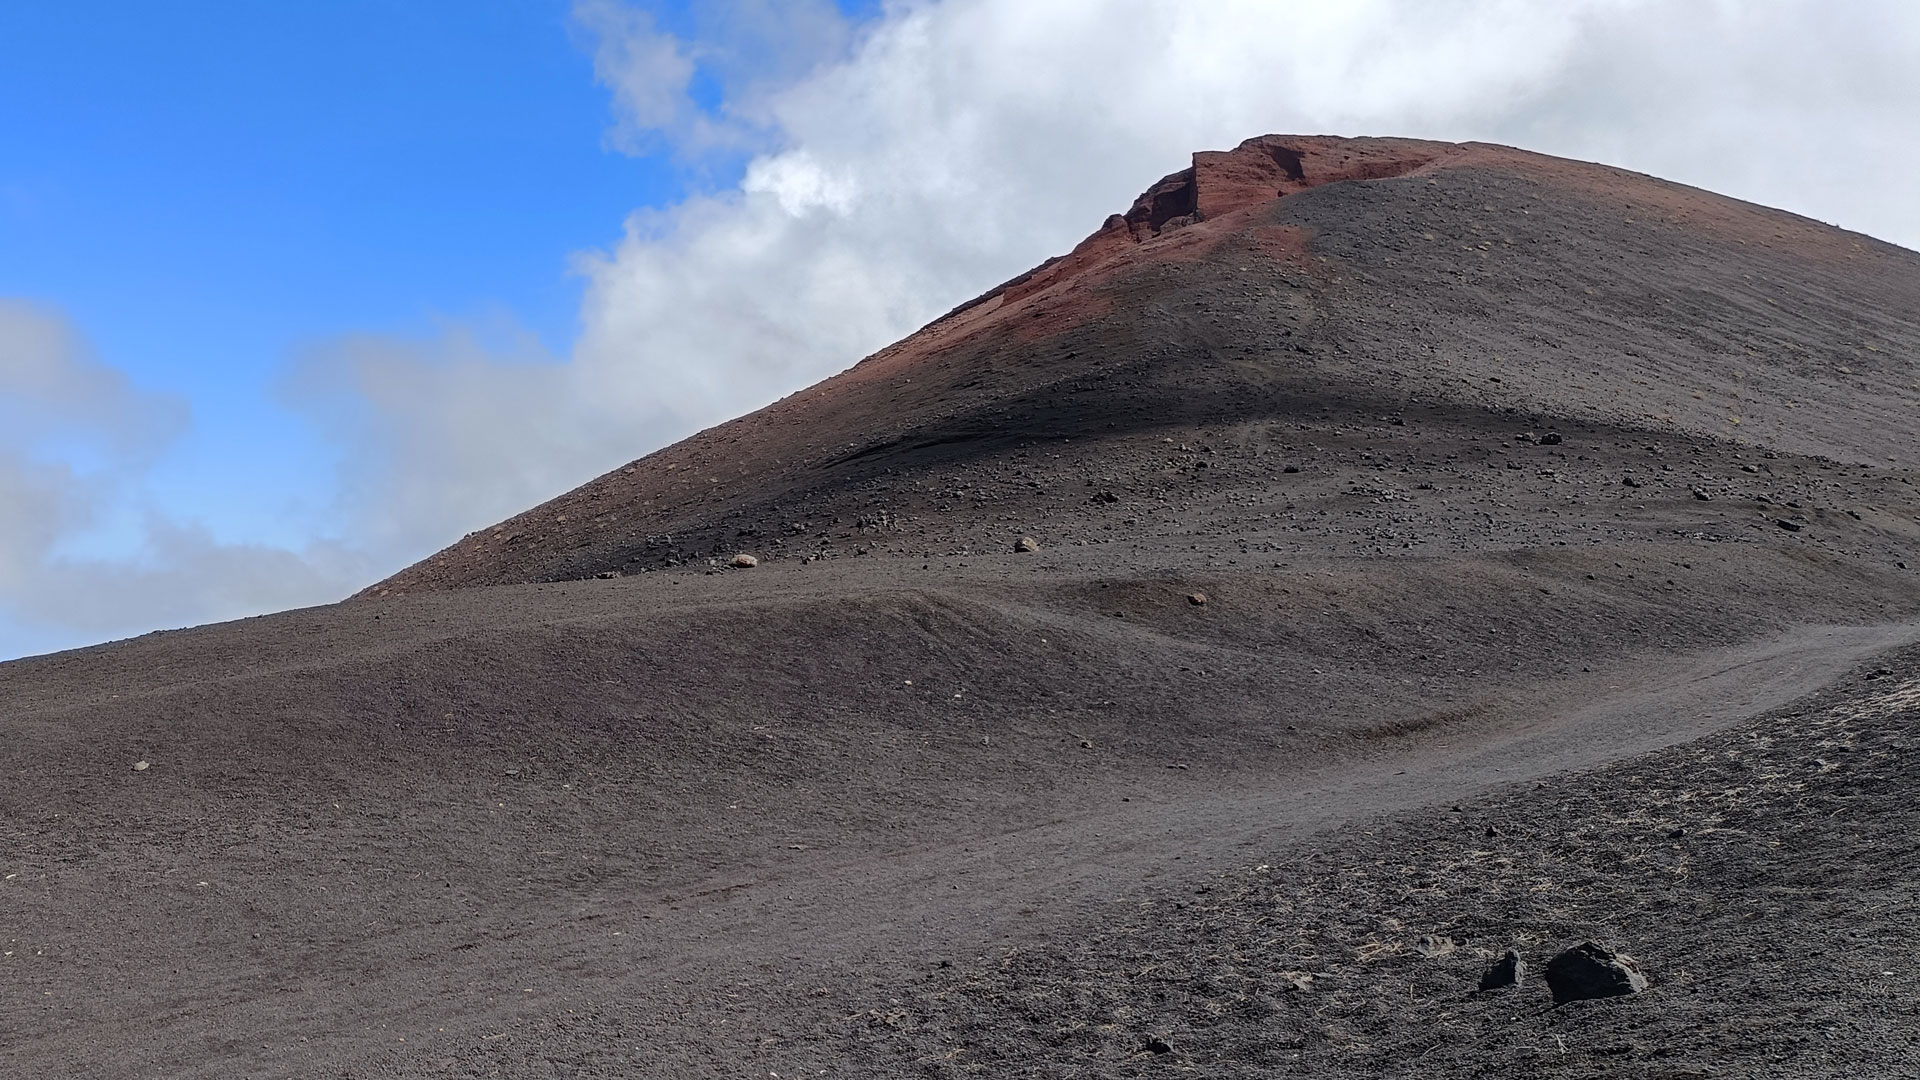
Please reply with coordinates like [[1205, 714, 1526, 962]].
[[371, 134, 1920, 595]]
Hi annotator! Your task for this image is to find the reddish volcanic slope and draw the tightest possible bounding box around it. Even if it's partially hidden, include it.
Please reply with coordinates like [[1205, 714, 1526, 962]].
[[369, 134, 1920, 595], [7, 137, 1920, 1079]]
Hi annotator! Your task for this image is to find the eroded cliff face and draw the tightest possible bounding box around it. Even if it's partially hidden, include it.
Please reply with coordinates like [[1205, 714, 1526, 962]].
[[1117, 134, 1452, 241], [926, 136, 1462, 339]]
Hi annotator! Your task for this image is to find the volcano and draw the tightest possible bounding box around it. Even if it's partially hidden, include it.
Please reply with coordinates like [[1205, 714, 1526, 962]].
[[6, 136, 1920, 1078]]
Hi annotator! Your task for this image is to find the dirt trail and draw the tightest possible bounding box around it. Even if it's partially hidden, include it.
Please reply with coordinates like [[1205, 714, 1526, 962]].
[[586, 620, 1920, 960], [319, 621, 1920, 1078]]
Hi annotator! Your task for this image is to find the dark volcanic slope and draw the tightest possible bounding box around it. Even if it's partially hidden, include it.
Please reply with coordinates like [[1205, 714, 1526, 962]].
[[370, 134, 1920, 595], [5, 136, 1920, 1079]]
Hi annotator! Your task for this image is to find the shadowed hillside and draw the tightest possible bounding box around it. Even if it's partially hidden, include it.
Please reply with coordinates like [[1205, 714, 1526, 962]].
[[371, 134, 1920, 594]]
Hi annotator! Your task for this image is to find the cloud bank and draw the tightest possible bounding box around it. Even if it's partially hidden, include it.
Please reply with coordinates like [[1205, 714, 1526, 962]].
[[7, 0, 1918, 657], [0, 301, 368, 658]]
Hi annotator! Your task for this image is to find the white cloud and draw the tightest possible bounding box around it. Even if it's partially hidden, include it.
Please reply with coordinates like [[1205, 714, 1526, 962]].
[[0, 301, 366, 658], [283, 321, 621, 561], [572, 0, 855, 157], [0, 299, 185, 460], [574, 0, 702, 154]]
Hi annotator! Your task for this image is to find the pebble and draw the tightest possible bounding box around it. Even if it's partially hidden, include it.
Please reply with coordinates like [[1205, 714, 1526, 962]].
[[1479, 947, 1525, 990]]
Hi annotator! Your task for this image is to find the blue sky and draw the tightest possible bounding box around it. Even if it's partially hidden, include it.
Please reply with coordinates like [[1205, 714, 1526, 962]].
[[2, 1, 1915, 660], [2, 1, 715, 550]]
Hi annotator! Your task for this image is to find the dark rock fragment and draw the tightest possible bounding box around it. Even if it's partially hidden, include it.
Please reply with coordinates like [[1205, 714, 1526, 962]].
[[1015, 536, 1041, 553], [1775, 519, 1803, 532], [1144, 1034, 1174, 1055], [1544, 941, 1648, 1004], [1479, 947, 1525, 990], [1539, 431, 1563, 445]]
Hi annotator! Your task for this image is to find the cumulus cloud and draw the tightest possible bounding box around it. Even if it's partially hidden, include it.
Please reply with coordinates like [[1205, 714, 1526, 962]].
[[574, 0, 702, 154], [284, 321, 621, 562], [573, 0, 854, 157], [0, 301, 366, 658]]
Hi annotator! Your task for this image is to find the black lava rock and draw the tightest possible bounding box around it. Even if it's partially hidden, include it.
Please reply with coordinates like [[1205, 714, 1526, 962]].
[[1479, 948, 1525, 991], [1544, 941, 1649, 1004]]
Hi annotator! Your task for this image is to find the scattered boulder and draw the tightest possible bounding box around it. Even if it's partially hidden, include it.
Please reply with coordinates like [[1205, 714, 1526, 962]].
[[1015, 536, 1041, 553], [1539, 431, 1563, 446], [595, 570, 619, 579], [731, 553, 759, 568], [1479, 947, 1524, 990], [1621, 475, 1642, 488], [1187, 592, 1209, 606], [1544, 941, 1648, 1004], [1690, 486, 1713, 501], [1414, 934, 1456, 958], [1775, 519, 1803, 532], [1143, 1034, 1174, 1055]]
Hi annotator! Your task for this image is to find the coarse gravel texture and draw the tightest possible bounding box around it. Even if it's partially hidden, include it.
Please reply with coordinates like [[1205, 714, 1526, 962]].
[[4, 135, 1919, 1078]]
